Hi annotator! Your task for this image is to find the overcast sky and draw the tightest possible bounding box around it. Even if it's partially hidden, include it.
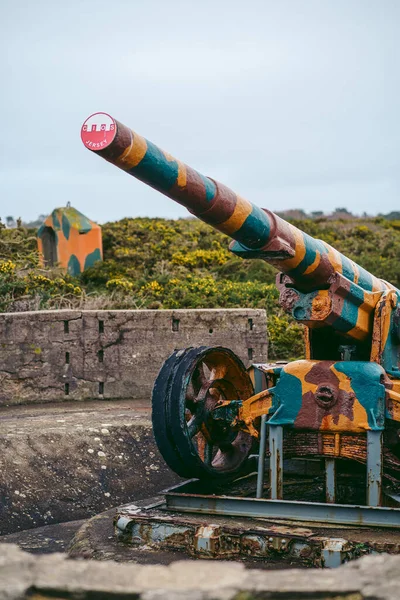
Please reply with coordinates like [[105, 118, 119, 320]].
[[1, 0, 399, 224]]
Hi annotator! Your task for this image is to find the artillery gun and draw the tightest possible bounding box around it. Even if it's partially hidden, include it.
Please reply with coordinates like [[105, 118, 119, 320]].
[[81, 112, 400, 509]]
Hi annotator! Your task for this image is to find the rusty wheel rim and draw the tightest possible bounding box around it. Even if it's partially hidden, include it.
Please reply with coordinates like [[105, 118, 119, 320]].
[[184, 361, 251, 472], [173, 347, 254, 478], [153, 346, 254, 479]]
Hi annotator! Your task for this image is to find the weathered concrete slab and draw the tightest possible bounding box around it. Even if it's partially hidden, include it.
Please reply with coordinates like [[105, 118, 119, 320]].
[[0, 400, 181, 535], [0, 519, 85, 554], [68, 505, 304, 568], [1, 543, 400, 599], [0, 308, 267, 405]]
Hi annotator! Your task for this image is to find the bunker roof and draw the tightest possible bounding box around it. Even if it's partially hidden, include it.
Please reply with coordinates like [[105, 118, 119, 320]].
[[37, 206, 100, 238]]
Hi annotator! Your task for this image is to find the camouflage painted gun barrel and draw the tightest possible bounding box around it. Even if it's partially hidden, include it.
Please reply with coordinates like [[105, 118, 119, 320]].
[[82, 113, 400, 505], [81, 113, 391, 295]]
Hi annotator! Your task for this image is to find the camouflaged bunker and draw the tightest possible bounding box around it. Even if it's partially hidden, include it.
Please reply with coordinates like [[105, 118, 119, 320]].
[[37, 206, 102, 276]]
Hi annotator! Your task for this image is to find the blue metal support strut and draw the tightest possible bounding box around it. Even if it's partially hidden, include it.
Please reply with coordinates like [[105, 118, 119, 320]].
[[367, 430, 382, 507]]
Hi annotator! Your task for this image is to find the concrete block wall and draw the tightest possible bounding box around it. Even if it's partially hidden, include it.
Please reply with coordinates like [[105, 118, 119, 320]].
[[1, 544, 399, 599], [0, 309, 268, 406]]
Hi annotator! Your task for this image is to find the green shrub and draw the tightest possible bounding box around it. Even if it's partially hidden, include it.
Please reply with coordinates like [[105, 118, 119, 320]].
[[3, 213, 400, 360]]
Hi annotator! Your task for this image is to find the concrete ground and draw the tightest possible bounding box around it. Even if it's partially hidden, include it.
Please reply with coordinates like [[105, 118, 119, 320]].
[[0, 509, 299, 567], [0, 399, 181, 535], [0, 519, 85, 554], [0, 397, 151, 426]]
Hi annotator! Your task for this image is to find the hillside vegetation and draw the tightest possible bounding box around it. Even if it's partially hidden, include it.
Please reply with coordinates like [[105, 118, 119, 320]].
[[1, 215, 400, 360]]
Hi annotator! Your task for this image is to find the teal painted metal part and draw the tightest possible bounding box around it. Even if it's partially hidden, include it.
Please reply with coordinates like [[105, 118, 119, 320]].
[[233, 205, 271, 249], [212, 400, 242, 422], [332, 281, 365, 333], [290, 290, 321, 322], [287, 235, 330, 280], [380, 293, 400, 378], [288, 280, 367, 335], [269, 361, 386, 431], [335, 362, 386, 430], [128, 139, 217, 202], [229, 240, 272, 259], [268, 373, 301, 427]]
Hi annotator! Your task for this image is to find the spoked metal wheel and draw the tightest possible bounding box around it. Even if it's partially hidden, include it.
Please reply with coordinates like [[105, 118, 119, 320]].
[[152, 346, 254, 480]]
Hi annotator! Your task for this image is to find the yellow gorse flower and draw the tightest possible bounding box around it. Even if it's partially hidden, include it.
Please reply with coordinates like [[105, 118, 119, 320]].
[[0, 260, 16, 274], [106, 277, 134, 292]]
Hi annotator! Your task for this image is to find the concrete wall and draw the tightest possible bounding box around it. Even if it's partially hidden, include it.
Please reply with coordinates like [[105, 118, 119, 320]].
[[1, 544, 399, 599], [0, 309, 267, 406]]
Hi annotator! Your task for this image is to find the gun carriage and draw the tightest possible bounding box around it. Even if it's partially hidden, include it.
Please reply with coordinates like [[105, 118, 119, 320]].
[[82, 112, 400, 515]]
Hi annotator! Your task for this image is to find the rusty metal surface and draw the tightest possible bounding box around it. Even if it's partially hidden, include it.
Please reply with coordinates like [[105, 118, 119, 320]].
[[269, 425, 283, 500], [164, 488, 400, 528], [325, 459, 336, 504], [115, 497, 400, 568], [115, 508, 322, 566], [161, 474, 400, 529]]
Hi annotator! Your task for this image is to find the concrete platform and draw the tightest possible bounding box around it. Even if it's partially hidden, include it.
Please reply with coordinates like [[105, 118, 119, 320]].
[[0, 399, 181, 535], [0, 519, 85, 554], [67, 484, 400, 570], [68, 504, 305, 569]]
